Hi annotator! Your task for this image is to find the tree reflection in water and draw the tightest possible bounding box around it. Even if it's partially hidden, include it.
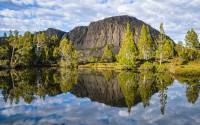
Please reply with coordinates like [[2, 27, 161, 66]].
[[0, 69, 199, 115]]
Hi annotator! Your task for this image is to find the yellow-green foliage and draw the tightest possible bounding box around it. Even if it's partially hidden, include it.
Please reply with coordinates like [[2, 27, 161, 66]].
[[117, 23, 138, 69], [88, 56, 98, 63], [138, 72, 155, 107], [138, 24, 154, 60], [101, 44, 114, 62], [118, 71, 138, 112], [59, 38, 78, 68], [59, 68, 78, 92], [139, 61, 155, 71], [79, 63, 124, 69], [185, 28, 199, 49], [186, 84, 199, 104]]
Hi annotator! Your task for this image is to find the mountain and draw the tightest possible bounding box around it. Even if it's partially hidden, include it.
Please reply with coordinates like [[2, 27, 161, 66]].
[[38, 15, 172, 63]]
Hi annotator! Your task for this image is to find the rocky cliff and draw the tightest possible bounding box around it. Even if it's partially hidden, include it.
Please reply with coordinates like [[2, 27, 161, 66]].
[[41, 15, 171, 63]]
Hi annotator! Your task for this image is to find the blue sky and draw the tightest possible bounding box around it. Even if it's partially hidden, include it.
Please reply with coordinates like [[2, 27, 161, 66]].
[[0, 0, 200, 42]]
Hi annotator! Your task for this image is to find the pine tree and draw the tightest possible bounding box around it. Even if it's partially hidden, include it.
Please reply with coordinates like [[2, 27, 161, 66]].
[[138, 24, 154, 60], [9, 30, 19, 68], [156, 23, 175, 63], [156, 23, 165, 64], [101, 44, 114, 62], [117, 23, 138, 69], [185, 28, 199, 49], [162, 39, 175, 59]]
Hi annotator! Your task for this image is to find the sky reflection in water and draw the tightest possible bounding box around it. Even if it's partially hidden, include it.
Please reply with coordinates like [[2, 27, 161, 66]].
[[0, 69, 199, 125]]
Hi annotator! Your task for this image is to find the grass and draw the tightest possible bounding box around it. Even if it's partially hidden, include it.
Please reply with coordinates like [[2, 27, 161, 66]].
[[172, 63, 200, 76], [78, 62, 124, 70], [79, 58, 200, 76]]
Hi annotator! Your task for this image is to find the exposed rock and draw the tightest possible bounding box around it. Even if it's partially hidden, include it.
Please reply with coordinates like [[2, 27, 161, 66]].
[[36, 28, 66, 40], [37, 15, 172, 63]]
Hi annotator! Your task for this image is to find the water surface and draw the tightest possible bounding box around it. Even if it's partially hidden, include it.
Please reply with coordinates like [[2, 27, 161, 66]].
[[0, 68, 199, 125]]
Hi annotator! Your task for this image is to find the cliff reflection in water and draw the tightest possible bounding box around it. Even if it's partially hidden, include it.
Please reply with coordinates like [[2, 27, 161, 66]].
[[0, 68, 199, 114]]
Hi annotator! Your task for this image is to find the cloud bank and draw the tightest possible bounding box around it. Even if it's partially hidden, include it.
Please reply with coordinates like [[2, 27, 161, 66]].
[[0, 0, 200, 41]]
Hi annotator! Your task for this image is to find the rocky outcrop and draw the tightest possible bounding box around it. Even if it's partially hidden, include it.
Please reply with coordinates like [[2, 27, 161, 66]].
[[37, 28, 66, 40], [39, 15, 171, 63], [65, 15, 163, 63]]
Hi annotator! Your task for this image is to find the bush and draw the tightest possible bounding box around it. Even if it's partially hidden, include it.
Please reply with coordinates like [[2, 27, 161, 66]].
[[139, 61, 155, 71], [88, 56, 98, 63]]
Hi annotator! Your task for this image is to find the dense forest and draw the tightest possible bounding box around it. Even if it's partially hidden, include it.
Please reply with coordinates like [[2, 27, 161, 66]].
[[0, 31, 77, 69], [0, 22, 200, 70]]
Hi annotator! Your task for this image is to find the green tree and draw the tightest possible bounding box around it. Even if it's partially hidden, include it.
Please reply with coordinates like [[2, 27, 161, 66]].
[[101, 44, 114, 62], [9, 30, 19, 68], [157, 23, 165, 64], [185, 28, 199, 49], [15, 32, 33, 66], [117, 23, 138, 69], [186, 82, 199, 104], [59, 38, 78, 68], [34, 32, 47, 57], [138, 24, 154, 60], [162, 39, 175, 59], [118, 71, 138, 113]]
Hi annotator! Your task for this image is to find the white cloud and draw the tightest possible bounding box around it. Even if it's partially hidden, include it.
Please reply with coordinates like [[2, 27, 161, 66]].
[[0, 0, 199, 42], [10, 0, 34, 5]]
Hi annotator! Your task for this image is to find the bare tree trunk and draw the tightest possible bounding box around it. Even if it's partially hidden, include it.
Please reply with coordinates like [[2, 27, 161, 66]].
[[160, 53, 163, 65], [10, 46, 15, 68]]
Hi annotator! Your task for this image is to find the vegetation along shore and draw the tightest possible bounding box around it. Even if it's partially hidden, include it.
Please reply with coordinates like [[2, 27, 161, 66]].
[[0, 15, 200, 76]]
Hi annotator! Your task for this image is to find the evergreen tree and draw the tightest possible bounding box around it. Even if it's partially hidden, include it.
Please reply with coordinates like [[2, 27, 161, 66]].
[[185, 28, 199, 49], [59, 38, 77, 68], [101, 44, 114, 62], [156, 23, 165, 64], [9, 30, 19, 68], [117, 23, 138, 69], [138, 24, 154, 60], [15, 32, 33, 66], [162, 39, 175, 59]]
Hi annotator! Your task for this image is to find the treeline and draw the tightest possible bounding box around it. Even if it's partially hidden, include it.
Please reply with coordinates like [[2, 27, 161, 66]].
[[100, 23, 200, 69], [1, 23, 200, 69], [0, 31, 77, 69], [0, 69, 199, 114]]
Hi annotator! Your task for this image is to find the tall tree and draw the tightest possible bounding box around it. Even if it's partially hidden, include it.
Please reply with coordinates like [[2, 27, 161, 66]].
[[9, 30, 19, 68], [34, 32, 46, 57], [138, 24, 154, 60], [59, 38, 77, 68], [117, 23, 138, 69], [156, 23, 165, 64], [185, 28, 199, 49], [14, 32, 33, 66]]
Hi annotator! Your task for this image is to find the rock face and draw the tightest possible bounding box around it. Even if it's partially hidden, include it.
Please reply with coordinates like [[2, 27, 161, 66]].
[[66, 15, 162, 63], [40, 15, 170, 63], [37, 28, 66, 40], [66, 15, 160, 50]]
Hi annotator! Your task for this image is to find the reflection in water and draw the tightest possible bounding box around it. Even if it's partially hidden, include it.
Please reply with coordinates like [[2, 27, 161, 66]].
[[0, 68, 200, 116]]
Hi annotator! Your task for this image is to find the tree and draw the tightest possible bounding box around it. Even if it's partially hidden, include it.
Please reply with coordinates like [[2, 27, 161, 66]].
[[162, 39, 175, 59], [9, 30, 19, 68], [156, 23, 165, 64], [34, 32, 47, 57], [138, 24, 154, 60], [59, 38, 78, 68], [14, 32, 33, 66], [185, 28, 199, 49], [101, 44, 114, 62], [117, 23, 138, 69], [118, 71, 138, 113]]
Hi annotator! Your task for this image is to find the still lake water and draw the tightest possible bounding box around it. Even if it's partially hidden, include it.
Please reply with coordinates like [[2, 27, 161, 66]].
[[0, 68, 199, 125]]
